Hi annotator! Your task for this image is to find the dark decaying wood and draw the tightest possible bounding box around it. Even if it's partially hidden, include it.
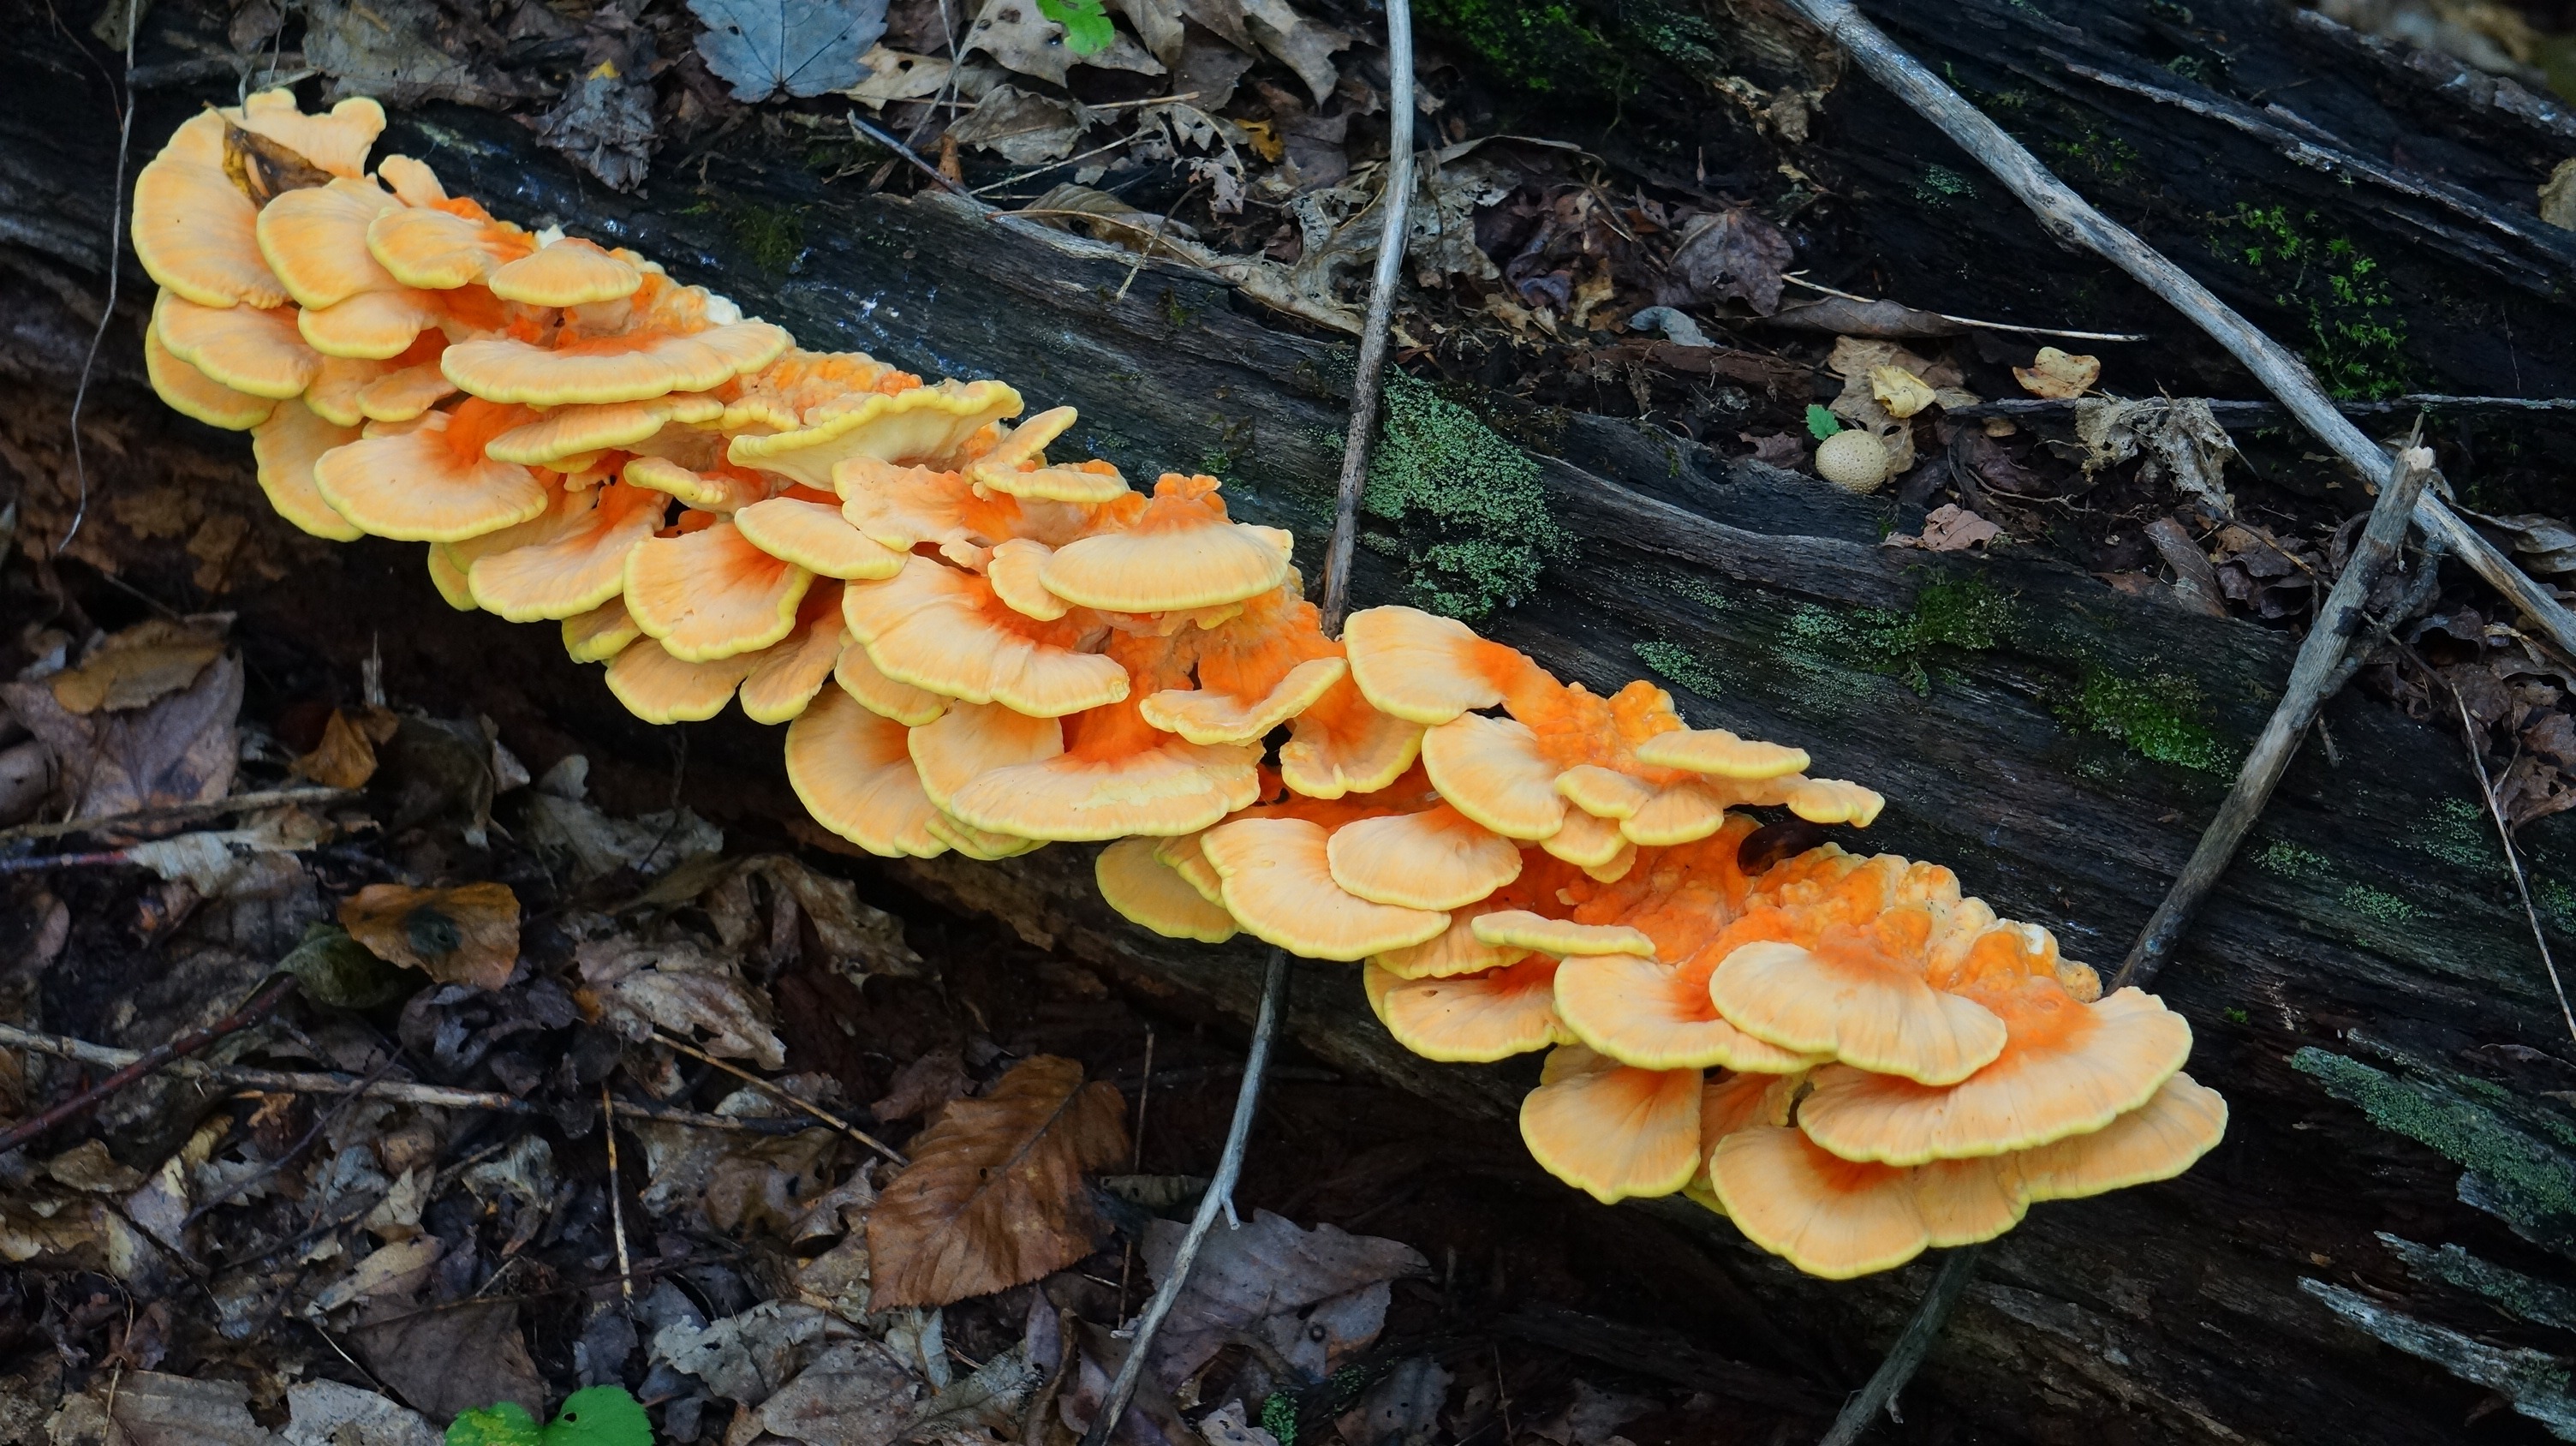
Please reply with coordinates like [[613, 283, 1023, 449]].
[[7, 3, 2576, 1440]]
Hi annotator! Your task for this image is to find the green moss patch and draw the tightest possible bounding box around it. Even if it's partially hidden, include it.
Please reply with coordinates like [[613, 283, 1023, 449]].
[[2293, 1047, 2576, 1247], [1364, 370, 1568, 620], [2054, 664, 2236, 774], [2226, 206, 2412, 400]]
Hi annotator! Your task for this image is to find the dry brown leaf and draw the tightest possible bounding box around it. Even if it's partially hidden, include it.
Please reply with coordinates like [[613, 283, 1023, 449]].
[[1666, 207, 1792, 316], [2013, 345, 2101, 399], [338, 881, 522, 990], [349, 1298, 546, 1423], [1138, 1208, 1424, 1383], [867, 1055, 1128, 1308], [1869, 364, 1936, 420], [874, 1048, 969, 1121], [0, 653, 242, 819], [98, 1371, 272, 1446], [295, 704, 401, 789], [963, 0, 1162, 86], [1884, 503, 2001, 553], [47, 622, 226, 714], [1237, 0, 1347, 105], [576, 935, 787, 1067]]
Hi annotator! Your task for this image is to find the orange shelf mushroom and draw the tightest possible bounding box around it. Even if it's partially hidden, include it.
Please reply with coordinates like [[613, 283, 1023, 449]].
[[135, 92, 2224, 1282]]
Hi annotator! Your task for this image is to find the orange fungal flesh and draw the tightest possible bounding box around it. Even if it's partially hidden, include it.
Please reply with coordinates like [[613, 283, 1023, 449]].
[[1518, 1045, 1704, 1204]]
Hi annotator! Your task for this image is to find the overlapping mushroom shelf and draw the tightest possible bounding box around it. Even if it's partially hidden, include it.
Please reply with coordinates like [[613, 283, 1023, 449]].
[[137, 91, 2227, 1280]]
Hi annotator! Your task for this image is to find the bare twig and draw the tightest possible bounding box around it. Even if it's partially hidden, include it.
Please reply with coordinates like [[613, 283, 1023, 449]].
[[1816, 1246, 1985, 1446], [1955, 395, 2576, 423], [1779, 274, 2145, 342], [852, 115, 987, 206], [2440, 672, 2576, 1046], [1078, 947, 1291, 1446], [0, 786, 353, 845], [57, 0, 139, 557], [603, 1082, 635, 1304], [649, 1028, 907, 1164], [0, 974, 299, 1156], [2114, 445, 2436, 990], [0, 848, 134, 875], [1317, 0, 1418, 635], [1780, 0, 2576, 662], [181, 1054, 399, 1230]]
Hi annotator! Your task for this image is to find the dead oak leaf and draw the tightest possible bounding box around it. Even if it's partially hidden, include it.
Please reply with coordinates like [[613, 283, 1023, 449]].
[[867, 1055, 1128, 1308], [339, 881, 522, 990]]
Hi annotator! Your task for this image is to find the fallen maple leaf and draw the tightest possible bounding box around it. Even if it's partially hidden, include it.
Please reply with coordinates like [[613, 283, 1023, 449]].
[[338, 881, 521, 990], [867, 1055, 1128, 1308], [2013, 345, 2101, 399]]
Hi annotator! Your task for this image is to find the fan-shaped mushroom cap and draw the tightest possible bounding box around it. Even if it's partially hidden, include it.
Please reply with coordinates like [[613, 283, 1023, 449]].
[[732, 496, 908, 580], [1154, 831, 1225, 905], [152, 294, 319, 398], [1708, 1127, 2024, 1279], [132, 113, 287, 309], [1619, 780, 1736, 847], [1787, 778, 1886, 827], [1422, 712, 1566, 840], [1555, 950, 1829, 1073], [444, 320, 790, 406], [1472, 910, 1654, 958], [969, 408, 1130, 503], [720, 348, 923, 431], [1038, 474, 1289, 612], [146, 322, 277, 431], [312, 401, 552, 541], [308, 356, 455, 426], [1682, 1068, 1808, 1211], [1326, 805, 1521, 911], [426, 542, 474, 610], [1201, 817, 1449, 960], [620, 456, 769, 512], [1143, 656, 1346, 746], [927, 811, 1046, 859], [1367, 956, 1570, 1062], [945, 699, 1262, 842], [603, 637, 760, 723], [1518, 1045, 1703, 1204], [1632, 728, 1810, 780], [730, 379, 1023, 488], [623, 521, 814, 662], [784, 684, 947, 857], [256, 178, 400, 309], [738, 585, 850, 725], [488, 236, 643, 307], [2007, 1073, 2226, 1203], [1097, 837, 1237, 943], [834, 642, 950, 726], [1281, 676, 1425, 799], [843, 558, 1129, 717], [563, 597, 643, 661], [365, 205, 534, 290], [1796, 983, 2192, 1165], [249, 400, 364, 541], [299, 287, 448, 360], [467, 481, 663, 620], [1708, 931, 2008, 1087], [229, 91, 384, 177], [1372, 911, 1529, 979], [907, 702, 1066, 811], [485, 396, 728, 467], [1539, 808, 1629, 869], [982, 537, 1070, 620], [1343, 606, 1547, 725], [1555, 763, 1653, 819]]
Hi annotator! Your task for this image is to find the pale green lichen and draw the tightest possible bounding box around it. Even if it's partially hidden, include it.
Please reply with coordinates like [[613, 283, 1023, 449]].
[[1634, 640, 1725, 698], [2412, 796, 2503, 875], [1364, 370, 1568, 620], [1772, 578, 2017, 702], [2341, 884, 2420, 926], [2292, 1048, 2576, 1242], [2254, 840, 2334, 881]]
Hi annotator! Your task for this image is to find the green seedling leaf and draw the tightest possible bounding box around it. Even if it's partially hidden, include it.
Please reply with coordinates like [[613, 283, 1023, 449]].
[[446, 1402, 543, 1446], [546, 1386, 653, 1446], [1036, 0, 1114, 53], [1805, 404, 1843, 440]]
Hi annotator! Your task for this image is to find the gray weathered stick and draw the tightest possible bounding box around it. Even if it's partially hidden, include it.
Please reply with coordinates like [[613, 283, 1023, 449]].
[[1817, 1246, 1985, 1446], [1781, 0, 2576, 662], [2115, 446, 2436, 989]]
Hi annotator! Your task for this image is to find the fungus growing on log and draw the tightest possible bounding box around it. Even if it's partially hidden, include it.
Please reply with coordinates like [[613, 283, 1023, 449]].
[[128, 94, 2225, 1279]]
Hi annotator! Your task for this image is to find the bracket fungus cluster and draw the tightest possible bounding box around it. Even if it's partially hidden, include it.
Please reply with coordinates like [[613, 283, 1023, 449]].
[[137, 93, 2225, 1280]]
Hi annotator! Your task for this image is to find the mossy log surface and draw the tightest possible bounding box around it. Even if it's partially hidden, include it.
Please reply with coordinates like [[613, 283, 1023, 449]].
[[8, 11, 2576, 1441]]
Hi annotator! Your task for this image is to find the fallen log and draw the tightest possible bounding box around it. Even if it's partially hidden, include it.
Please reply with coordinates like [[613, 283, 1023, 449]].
[[5, 14, 2576, 1443]]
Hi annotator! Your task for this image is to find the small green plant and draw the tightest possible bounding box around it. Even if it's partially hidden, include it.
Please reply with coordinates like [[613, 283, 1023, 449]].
[[2227, 205, 2411, 399], [447, 1387, 653, 1446], [1037, 0, 1114, 53], [1804, 404, 1842, 439], [1261, 1391, 1298, 1443]]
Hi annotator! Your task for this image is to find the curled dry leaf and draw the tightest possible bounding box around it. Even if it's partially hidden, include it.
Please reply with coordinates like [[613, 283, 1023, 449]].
[[1, 651, 242, 820], [47, 621, 227, 714], [965, 0, 1160, 86], [338, 881, 522, 990], [2013, 345, 2101, 399], [1665, 207, 1792, 315], [1883, 502, 2001, 552], [1139, 1208, 1426, 1383], [1869, 364, 1937, 420], [577, 935, 789, 1068], [867, 1055, 1128, 1309], [296, 704, 400, 789]]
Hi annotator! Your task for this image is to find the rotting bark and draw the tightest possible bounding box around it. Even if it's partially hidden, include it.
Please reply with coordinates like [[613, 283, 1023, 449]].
[[7, 13, 2576, 1444]]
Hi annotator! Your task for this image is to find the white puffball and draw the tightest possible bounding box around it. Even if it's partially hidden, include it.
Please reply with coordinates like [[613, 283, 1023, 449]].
[[1815, 429, 1891, 493]]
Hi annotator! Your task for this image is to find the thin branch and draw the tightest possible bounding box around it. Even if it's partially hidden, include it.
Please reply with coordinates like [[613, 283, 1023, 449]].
[[2114, 445, 2436, 990], [1955, 395, 2576, 422], [603, 1082, 636, 1304], [1816, 1245, 1985, 1446], [1780, 0, 2576, 663], [2440, 670, 2576, 1047], [1779, 274, 2146, 342], [649, 1028, 907, 1165], [57, 0, 138, 558], [1078, 947, 1291, 1446], [0, 786, 354, 846], [1317, 0, 1418, 635], [0, 974, 299, 1156], [851, 115, 987, 206]]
